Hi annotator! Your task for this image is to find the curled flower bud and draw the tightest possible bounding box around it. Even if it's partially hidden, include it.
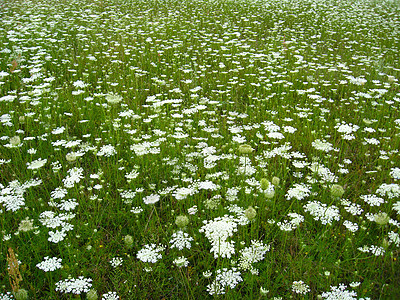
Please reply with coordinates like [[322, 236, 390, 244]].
[[271, 176, 280, 186], [238, 144, 253, 154], [245, 206, 257, 221], [175, 215, 189, 228], [14, 289, 28, 300], [330, 184, 345, 199], [124, 235, 134, 249], [66, 152, 77, 162], [260, 178, 270, 190], [86, 289, 98, 300]]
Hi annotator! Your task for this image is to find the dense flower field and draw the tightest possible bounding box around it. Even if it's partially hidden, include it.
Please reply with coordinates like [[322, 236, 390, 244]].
[[1, 0, 400, 298]]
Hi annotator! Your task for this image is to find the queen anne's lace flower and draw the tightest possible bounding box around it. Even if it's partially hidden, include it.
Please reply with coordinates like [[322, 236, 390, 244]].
[[200, 215, 238, 258], [102, 291, 119, 300], [137, 244, 165, 263], [286, 183, 311, 201], [55, 276, 92, 295], [169, 231, 193, 250], [376, 183, 400, 199], [321, 284, 357, 300], [292, 280, 310, 294], [207, 268, 242, 295], [36, 256, 62, 272]]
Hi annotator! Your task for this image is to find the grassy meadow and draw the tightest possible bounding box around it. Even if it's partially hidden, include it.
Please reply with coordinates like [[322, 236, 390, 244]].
[[1, 0, 400, 298]]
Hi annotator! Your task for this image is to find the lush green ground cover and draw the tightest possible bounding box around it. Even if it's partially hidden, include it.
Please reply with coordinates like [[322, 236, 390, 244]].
[[1, 0, 400, 298]]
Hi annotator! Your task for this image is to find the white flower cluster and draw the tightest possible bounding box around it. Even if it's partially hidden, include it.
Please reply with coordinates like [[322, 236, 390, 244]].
[[143, 194, 160, 205], [169, 231, 193, 250], [130, 141, 161, 156], [173, 187, 195, 200], [285, 183, 311, 201], [206, 268, 243, 295], [63, 167, 84, 188], [39, 211, 75, 228], [0, 292, 14, 299], [357, 245, 385, 256], [236, 157, 257, 176], [390, 167, 400, 180], [277, 212, 304, 231], [173, 256, 189, 268], [376, 183, 400, 199], [238, 240, 270, 271], [97, 144, 117, 157], [343, 220, 359, 232], [343, 201, 363, 216], [55, 199, 79, 211], [36, 256, 62, 272], [39, 211, 75, 243], [321, 284, 357, 300], [360, 194, 385, 206], [312, 139, 334, 152], [55, 276, 92, 295], [388, 231, 400, 247], [335, 121, 359, 140], [0, 179, 41, 211], [199, 215, 238, 258], [304, 201, 341, 225], [27, 158, 47, 170], [309, 162, 338, 183], [137, 244, 165, 263], [50, 187, 68, 199], [109, 257, 123, 268], [292, 280, 310, 294], [102, 291, 119, 299], [227, 204, 250, 226]]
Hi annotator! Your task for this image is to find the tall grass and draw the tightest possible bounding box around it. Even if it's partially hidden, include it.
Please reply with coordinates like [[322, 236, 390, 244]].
[[0, 0, 400, 298]]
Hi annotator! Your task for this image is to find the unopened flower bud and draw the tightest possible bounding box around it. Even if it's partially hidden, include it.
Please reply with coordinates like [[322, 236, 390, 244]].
[[238, 144, 253, 154], [260, 178, 270, 190], [330, 184, 345, 199], [124, 235, 134, 249], [175, 215, 189, 228], [271, 176, 280, 186], [245, 206, 257, 221], [382, 238, 390, 250], [86, 289, 98, 300], [14, 289, 28, 300], [66, 152, 77, 162]]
